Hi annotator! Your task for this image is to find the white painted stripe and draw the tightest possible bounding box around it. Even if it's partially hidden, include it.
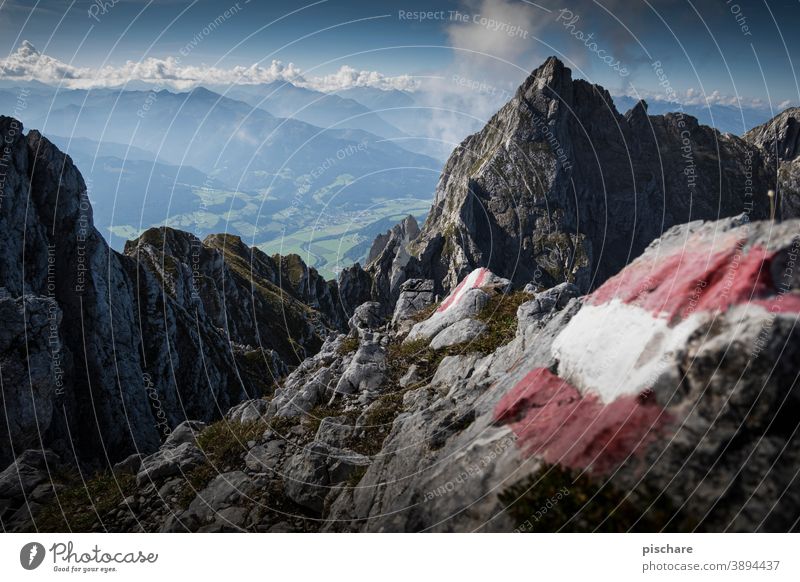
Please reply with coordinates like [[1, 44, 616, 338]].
[[551, 299, 703, 403], [438, 268, 486, 314]]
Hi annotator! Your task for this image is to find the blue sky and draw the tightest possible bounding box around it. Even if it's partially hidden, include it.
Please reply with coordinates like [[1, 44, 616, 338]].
[[1, 0, 799, 108]]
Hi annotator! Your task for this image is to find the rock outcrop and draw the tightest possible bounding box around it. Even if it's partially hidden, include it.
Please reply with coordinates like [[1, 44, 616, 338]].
[[365, 214, 421, 309], [744, 107, 800, 218], [125, 228, 336, 366], [12, 214, 795, 533], [0, 116, 246, 468]]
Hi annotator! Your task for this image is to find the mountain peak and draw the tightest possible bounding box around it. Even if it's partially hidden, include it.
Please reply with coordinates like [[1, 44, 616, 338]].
[[518, 56, 572, 98], [392, 55, 771, 294]]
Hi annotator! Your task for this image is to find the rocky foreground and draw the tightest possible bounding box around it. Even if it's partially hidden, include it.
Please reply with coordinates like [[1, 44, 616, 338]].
[[2, 57, 800, 532]]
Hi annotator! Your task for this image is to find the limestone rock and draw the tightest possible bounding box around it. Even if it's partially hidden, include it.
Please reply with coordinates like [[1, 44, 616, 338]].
[[429, 318, 487, 350]]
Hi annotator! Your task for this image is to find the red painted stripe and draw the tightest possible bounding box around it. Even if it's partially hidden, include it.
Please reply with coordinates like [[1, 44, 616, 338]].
[[589, 243, 800, 322], [495, 368, 670, 474], [436, 268, 489, 313]]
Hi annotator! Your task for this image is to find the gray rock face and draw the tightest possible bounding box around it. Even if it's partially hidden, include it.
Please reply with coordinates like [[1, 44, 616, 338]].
[[225, 399, 270, 424], [429, 318, 487, 350], [0, 449, 62, 530], [391, 279, 436, 329], [273, 253, 346, 329], [372, 58, 771, 296], [0, 117, 252, 465], [125, 228, 331, 367], [269, 334, 347, 417], [336, 263, 374, 319], [319, 217, 800, 532], [245, 440, 285, 472], [347, 301, 384, 335], [366, 214, 421, 308], [334, 339, 387, 395], [315, 416, 355, 448], [0, 295, 66, 465], [745, 107, 800, 163], [406, 288, 490, 343], [283, 442, 369, 514], [744, 107, 800, 218], [136, 441, 205, 486], [162, 420, 206, 447], [517, 282, 580, 327]]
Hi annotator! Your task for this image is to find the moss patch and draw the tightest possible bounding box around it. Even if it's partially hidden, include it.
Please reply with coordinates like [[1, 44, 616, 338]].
[[468, 290, 529, 353], [34, 472, 138, 532], [499, 464, 693, 532], [176, 419, 268, 508]]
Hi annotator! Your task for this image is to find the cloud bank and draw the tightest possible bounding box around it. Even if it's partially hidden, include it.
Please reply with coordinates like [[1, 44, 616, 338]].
[[0, 41, 420, 92]]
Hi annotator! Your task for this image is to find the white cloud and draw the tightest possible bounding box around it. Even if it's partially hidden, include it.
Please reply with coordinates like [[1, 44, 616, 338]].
[[445, 0, 543, 63], [312, 65, 418, 92], [618, 85, 779, 110], [0, 41, 419, 92]]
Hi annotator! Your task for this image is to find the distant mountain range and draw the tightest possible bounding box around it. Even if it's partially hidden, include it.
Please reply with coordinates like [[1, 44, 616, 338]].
[[0, 84, 438, 276], [0, 77, 779, 277]]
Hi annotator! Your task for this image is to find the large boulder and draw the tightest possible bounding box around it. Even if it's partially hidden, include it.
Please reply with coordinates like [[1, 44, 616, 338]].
[[334, 339, 387, 395], [391, 279, 436, 329], [283, 442, 370, 513], [429, 318, 487, 350], [0, 449, 62, 530], [347, 301, 384, 335]]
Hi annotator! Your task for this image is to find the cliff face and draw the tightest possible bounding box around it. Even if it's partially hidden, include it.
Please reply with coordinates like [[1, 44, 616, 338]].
[[391, 58, 771, 294], [0, 116, 253, 467], [0, 117, 344, 470], [125, 228, 337, 365], [744, 107, 800, 218]]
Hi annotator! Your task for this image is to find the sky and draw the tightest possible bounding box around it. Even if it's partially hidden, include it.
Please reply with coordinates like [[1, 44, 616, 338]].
[[1, 0, 799, 110]]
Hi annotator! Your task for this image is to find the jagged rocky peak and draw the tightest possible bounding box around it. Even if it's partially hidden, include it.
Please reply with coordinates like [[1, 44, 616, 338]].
[[126, 226, 341, 364], [366, 214, 420, 264], [745, 107, 800, 163], [364, 214, 421, 310], [745, 108, 800, 218], [371, 56, 772, 298], [0, 117, 345, 475]]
